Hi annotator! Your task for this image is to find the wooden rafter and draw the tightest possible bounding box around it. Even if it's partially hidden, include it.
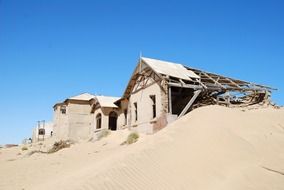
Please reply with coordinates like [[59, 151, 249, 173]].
[[131, 70, 165, 95], [185, 66, 275, 91]]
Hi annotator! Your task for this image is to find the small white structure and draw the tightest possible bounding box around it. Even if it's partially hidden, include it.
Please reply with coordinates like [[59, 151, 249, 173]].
[[32, 121, 54, 143]]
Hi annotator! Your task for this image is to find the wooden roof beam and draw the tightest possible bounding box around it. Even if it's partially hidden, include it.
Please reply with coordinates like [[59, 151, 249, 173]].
[[201, 72, 225, 89], [168, 82, 203, 90]]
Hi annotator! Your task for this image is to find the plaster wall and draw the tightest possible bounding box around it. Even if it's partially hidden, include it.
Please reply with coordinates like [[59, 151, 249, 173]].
[[128, 82, 163, 133], [92, 107, 122, 131], [117, 100, 129, 129], [67, 103, 93, 141], [53, 106, 69, 140], [53, 103, 93, 141]]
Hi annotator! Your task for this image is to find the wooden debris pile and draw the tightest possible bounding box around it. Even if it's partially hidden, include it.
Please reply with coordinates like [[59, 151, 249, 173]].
[[183, 66, 277, 110]]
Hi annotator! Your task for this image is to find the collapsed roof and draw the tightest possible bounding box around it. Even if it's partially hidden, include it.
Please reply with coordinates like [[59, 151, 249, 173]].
[[121, 57, 275, 112]]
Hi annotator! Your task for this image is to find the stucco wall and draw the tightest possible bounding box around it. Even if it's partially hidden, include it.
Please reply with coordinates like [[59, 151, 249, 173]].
[[67, 103, 93, 140], [53, 103, 93, 141], [128, 82, 163, 133], [53, 106, 69, 140], [92, 107, 122, 131], [117, 100, 129, 129]]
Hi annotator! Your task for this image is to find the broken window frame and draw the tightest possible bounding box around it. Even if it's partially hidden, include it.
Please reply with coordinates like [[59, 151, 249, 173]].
[[124, 109, 128, 125], [134, 102, 138, 121], [96, 113, 102, 129], [60, 106, 66, 114], [150, 95, 156, 119]]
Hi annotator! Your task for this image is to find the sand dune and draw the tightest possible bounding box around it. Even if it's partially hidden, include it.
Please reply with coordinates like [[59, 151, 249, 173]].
[[1, 106, 284, 190]]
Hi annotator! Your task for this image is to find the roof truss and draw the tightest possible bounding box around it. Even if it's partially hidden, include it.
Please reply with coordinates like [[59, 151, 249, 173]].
[[185, 66, 275, 92]]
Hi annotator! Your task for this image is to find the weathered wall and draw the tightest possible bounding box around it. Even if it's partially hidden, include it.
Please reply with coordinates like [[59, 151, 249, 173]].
[[160, 80, 169, 113], [53, 106, 69, 140], [151, 80, 172, 132], [128, 81, 164, 133], [92, 107, 122, 131], [53, 103, 93, 141], [117, 100, 129, 129], [67, 103, 93, 141]]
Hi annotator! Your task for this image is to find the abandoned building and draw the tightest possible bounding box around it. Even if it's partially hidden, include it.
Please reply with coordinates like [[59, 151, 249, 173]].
[[90, 95, 124, 131], [53, 93, 124, 141], [32, 121, 54, 143], [38, 56, 273, 141], [116, 57, 273, 133], [53, 93, 95, 141]]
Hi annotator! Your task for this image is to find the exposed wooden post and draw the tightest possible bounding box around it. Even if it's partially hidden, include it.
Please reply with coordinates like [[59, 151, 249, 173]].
[[168, 82, 202, 90], [168, 86, 172, 114], [178, 90, 202, 118], [225, 77, 242, 88], [203, 72, 224, 89]]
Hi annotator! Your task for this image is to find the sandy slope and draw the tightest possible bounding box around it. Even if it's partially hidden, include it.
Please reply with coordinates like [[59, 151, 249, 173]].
[[0, 106, 284, 190]]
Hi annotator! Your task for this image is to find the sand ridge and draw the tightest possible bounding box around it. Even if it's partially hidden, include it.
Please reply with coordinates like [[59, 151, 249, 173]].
[[0, 106, 284, 190]]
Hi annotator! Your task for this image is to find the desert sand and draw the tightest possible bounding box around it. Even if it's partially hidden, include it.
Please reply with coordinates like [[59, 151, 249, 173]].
[[0, 105, 284, 190]]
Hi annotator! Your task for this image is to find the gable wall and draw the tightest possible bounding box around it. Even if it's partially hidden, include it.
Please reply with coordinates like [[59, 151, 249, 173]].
[[128, 81, 164, 133]]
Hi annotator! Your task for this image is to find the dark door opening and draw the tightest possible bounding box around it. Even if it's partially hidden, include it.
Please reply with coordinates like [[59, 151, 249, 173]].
[[108, 111, 118, 131], [170, 87, 195, 115], [96, 113, 102, 129]]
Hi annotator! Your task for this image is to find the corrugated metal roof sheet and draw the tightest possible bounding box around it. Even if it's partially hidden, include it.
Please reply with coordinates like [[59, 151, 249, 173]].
[[141, 57, 200, 80]]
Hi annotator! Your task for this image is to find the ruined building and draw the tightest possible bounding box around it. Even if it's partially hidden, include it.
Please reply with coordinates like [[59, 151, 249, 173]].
[[116, 57, 274, 133], [50, 57, 274, 140]]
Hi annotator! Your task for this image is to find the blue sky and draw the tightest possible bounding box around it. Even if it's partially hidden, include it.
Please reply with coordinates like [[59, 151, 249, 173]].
[[0, 0, 283, 144]]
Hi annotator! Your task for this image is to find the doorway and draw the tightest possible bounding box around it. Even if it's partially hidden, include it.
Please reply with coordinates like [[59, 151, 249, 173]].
[[96, 113, 102, 129], [108, 111, 118, 131]]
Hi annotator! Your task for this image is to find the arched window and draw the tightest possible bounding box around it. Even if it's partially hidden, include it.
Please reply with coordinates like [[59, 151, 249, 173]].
[[96, 113, 102, 129]]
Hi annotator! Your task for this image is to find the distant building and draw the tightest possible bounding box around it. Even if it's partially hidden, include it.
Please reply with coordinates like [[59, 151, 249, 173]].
[[32, 121, 54, 142], [53, 93, 123, 141], [53, 93, 95, 141]]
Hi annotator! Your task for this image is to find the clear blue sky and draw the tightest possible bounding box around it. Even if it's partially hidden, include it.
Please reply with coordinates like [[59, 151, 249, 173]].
[[0, 0, 283, 144]]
